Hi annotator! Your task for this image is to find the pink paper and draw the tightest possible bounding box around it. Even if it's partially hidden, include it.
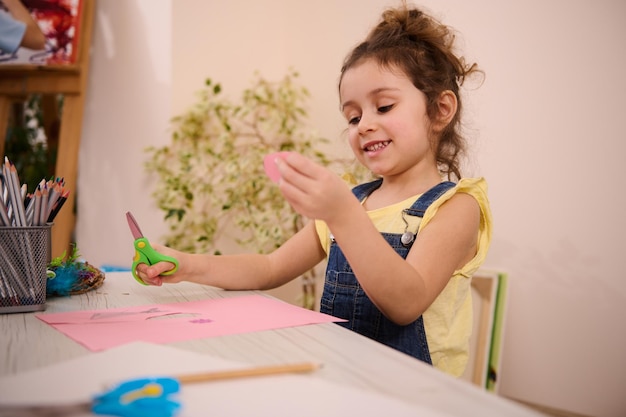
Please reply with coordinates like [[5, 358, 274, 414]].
[[36, 295, 344, 351], [263, 151, 292, 183]]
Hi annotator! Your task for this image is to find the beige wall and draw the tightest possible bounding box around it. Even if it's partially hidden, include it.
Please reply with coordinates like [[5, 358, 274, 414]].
[[76, 1, 626, 416]]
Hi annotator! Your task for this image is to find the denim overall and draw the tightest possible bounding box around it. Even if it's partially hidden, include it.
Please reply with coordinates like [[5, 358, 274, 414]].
[[320, 179, 456, 363]]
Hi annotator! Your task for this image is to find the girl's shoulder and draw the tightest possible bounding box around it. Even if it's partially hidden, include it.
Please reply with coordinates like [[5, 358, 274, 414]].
[[420, 177, 492, 237], [421, 177, 493, 274], [430, 177, 490, 210]]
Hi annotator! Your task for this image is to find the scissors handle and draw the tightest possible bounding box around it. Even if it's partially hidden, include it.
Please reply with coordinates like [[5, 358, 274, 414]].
[[131, 238, 179, 285], [92, 377, 181, 417]]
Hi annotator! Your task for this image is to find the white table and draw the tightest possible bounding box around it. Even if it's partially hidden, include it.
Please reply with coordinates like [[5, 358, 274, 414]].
[[0, 272, 542, 416]]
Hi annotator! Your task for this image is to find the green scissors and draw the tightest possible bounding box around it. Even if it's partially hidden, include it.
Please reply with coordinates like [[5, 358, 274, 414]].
[[126, 211, 179, 285]]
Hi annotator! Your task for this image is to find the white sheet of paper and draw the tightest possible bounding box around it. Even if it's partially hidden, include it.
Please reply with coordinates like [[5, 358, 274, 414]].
[[0, 342, 453, 417]]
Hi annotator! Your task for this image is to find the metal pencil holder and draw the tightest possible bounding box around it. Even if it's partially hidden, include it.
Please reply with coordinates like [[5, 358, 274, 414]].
[[0, 225, 51, 313]]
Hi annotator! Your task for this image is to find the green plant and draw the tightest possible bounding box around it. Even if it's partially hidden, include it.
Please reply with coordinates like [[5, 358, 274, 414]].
[[48, 243, 82, 269], [4, 95, 58, 191], [145, 70, 360, 309]]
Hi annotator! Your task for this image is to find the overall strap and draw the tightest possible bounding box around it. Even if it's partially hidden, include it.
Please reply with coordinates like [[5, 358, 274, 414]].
[[351, 179, 456, 216], [351, 179, 383, 200], [404, 181, 456, 217]]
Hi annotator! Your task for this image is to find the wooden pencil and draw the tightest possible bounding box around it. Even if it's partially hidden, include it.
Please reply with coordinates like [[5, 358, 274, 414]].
[[176, 362, 321, 384]]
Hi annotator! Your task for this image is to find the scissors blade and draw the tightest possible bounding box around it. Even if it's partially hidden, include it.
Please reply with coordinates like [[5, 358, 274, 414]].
[[126, 211, 144, 240]]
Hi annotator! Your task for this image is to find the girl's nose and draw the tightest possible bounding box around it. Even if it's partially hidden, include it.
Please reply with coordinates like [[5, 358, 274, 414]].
[[358, 113, 377, 135]]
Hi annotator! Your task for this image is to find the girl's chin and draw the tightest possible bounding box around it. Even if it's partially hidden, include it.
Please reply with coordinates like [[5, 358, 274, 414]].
[[357, 156, 392, 177], [365, 167, 389, 177]]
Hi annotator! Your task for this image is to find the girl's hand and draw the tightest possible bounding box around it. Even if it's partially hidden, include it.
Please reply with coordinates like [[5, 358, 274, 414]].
[[135, 244, 184, 286], [275, 153, 357, 224]]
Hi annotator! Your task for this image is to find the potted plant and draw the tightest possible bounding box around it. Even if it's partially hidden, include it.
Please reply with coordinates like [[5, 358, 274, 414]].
[[145, 70, 363, 309]]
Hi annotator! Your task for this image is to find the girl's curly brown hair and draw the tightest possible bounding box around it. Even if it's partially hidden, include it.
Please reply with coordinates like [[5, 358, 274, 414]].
[[339, 3, 482, 180]]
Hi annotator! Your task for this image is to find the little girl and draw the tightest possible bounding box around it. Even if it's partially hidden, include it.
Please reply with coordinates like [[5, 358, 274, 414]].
[[137, 3, 492, 377]]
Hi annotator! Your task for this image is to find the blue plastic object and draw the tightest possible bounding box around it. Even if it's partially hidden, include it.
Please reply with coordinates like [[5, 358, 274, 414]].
[[91, 377, 181, 417]]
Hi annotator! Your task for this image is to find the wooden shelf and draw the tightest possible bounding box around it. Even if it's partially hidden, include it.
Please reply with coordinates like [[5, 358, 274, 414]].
[[0, 0, 95, 258]]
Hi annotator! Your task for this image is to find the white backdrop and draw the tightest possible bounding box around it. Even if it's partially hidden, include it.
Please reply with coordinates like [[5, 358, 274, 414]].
[[75, 1, 626, 416]]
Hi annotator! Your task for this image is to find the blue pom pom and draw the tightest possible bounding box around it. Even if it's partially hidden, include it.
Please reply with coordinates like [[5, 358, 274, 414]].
[[46, 264, 82, 296], [47, 262, 104, 297]]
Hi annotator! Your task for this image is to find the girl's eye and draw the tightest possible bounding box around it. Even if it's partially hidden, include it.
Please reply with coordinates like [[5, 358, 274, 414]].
[[348, 116, 361, 125], [378, 104, 393, 113]]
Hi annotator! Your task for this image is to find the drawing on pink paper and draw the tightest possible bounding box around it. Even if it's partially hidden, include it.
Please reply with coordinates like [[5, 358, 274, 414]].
[[89, 307, 168, 321]]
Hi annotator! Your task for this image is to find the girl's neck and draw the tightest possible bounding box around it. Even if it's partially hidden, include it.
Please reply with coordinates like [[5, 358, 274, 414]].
[[364, 170, 443, 210]]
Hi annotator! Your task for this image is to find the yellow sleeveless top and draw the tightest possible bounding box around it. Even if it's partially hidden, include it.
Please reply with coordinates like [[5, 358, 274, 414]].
[[315, 177, 493, 376]]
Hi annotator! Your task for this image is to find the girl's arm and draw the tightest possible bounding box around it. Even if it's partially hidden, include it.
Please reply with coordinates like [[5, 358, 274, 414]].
[[136, 221, 326, 291], [331, 192, 479, 325], [277, 153, 480, 325]]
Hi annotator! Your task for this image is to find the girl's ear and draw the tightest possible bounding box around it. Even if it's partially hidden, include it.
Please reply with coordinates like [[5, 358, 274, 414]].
[[432, 90, 458, 133]]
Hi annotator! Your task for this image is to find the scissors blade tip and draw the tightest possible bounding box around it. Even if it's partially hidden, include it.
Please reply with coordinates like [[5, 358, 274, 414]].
[[126, 211, 144, 240]]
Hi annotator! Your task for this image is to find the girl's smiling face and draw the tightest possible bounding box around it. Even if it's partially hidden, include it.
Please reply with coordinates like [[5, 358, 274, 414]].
[[339, 59, 438, 180]]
